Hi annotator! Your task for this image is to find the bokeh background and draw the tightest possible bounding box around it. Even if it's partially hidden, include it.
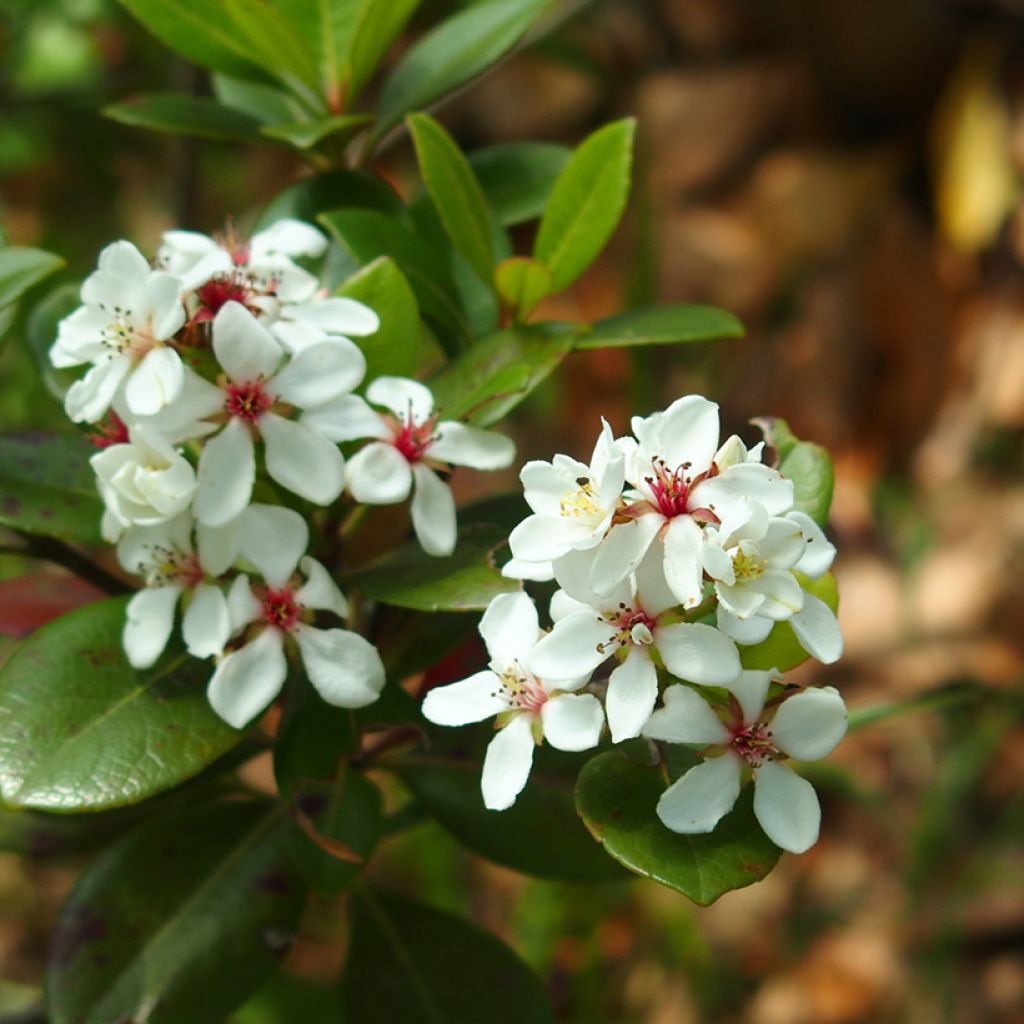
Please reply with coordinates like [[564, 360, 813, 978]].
[[2, 1, 1024, 1021]]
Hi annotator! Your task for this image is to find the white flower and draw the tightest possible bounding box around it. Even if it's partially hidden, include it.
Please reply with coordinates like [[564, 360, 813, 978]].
[[117, 511, 238, 668], [344, 376, 516, 557], [505, 419, 625, 576], [703, 507, 842, 664], [588, 396, 793, 608], [206, 505, 385, 729], [642, 671, 847, 853], [183, 301, 367, 526], [50, 241, 187, 422], [421, 592, 604, 810], [91, 426, 196, 533], [530, 542, 740, 742]]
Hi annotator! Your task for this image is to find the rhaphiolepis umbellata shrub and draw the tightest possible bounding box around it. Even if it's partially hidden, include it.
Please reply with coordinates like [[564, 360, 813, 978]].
[[0, 2, 846, 1020]]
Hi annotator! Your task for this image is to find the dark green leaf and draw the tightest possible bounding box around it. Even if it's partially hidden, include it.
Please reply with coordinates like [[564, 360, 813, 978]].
[[260, 113, 373, 149], [408, 113, 496, 288], [259, 169, 402, 227], [534, 118, 635, 291], [103, 93, 265, 143], [376, 608, 479, 682], [373, 0, 551, 138], [469, 142, 571, 226], [222, 0, 322, 96], [577, 303, 744, 350], [212, 73, 298, 125], [273, 0, 360, 104], [352, 523, 515, 612], [494, 257, 552, 320], [0, 431, 103, 544], [342, 889, 557, 1023], [575, 750, 780, 904], [0, 597, 239, 811], [346, 0, 422, 102], [47, 799, 304, 1024], [753, 417, 835, 526], [336, 257, 420, 380], [428, 322, 577, 426], [0, 247, 64, 311]]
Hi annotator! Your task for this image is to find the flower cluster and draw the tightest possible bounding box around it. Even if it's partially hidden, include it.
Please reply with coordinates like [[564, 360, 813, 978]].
[[51, 222, 515, 726], [423, 397, 847, 853]]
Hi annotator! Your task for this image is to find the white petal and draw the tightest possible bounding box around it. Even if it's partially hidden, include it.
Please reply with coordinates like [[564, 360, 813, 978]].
[[725, 670, 773, 726], [788, 511, 836, 579], [237, 503, 308, 588], [656, 755, 742, 834], [195, 518, 240, 578], [261, 412, 346, 506], [270, 339, 366, 408], [691, 464, 794, 521], [656, 622, 740, 686], [124, 346, 184, 416], [716, 581, 766, 620], [770, 686, 847, 761], [549, 588, 591, 622], [702, 542, 736, 585], [589, 514, 662, 596], [123, 585, 180, 669], [429, 421, 515, 470], [193, 417, 255, 526], [759, 516, 807, 570], [501, 556, 555, 582], [346, 441, 413, 504], [662, 514, 705, 609], [551, 546, 630, 608], [212, 301, 282, 382], [252, 218, 327, 259], [182, 583, 231, 659], [641, 683, 730, 745], [519, 459, 573, 516], [284, 296, 379, 335], [541, 692, 604, 751], [509, 515, 591, 563], [634, 541, 681, 617], [300, 393, 389, 443], [410, 464, 456, 557], [366, 375, 435, 422], [746, 569, 805, 620], [296, 556, 348, 618], [227, 574, 261, 631], [293, 625, 385, 708], [481, 713, 536, 810], [421, 670, 508, 726], [753, 761, 820, 853], [790, 593, 843, 664], [64, 357, 131, 423], [657, 394, 720, 473], [144, 273, 187, 339], [479, 591, 539, 669], [528, 611, 613, 681], [716, 606, 773, 645], [206, 628, 286, 728], [606, 647, 659, 742]]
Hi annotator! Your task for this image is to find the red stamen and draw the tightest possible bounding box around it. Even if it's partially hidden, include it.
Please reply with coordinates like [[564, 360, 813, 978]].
[[645, 458, 691, 518], [195, 272, 254, 321], [225, 380, 272, 424], [88, 411, 130, 448], [729, 721, 778, 767], [261, 587, 301, 632], [391, 413, 438, 463]]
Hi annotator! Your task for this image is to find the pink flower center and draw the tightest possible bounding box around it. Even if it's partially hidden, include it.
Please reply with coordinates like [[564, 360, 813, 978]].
[[88, 411, 130, 449], [261, 587, 301, 632], [495, 664, 548, 714], [148, 547, 204, 589], [390, 414, 438, 464], [730, 721, 778, 768], [598, 604, 658, 654], [195, 272, 255, 321], [226, 380, 273, 424], [645, 457, 691, 517]]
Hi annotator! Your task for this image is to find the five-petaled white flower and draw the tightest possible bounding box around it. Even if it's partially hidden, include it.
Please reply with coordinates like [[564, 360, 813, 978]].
[[50, 241, 186, 422], [642, 671, 847, 853], [206, 505, 385, 728], [530, 542, 740, 742], [344, 377, 516, 557], [421, 592, 605, 810]]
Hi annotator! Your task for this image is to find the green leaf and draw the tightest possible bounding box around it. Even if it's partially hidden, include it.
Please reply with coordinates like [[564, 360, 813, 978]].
[[26, 283, 81, 401], [352, 523, 515, 612], [754, 417, 835, 527], [336, 257, 420, 380], [395, 733, 623, 882], [534, 118, 635, 292], [428, 322, 577, 426], [342, 889, 557, 1023], [259, 169, 402, 227], [470, 142, 571, 226], [287, 770, 382, 897], [0, 246, 64, 311], [578, 303, 744, 350], [575, 750, 781, 904], [0, 597, 239, 811], [260, 112, 373, 149], [47, 799, 304, 1024], [213, 73, 299, 125], [373, 0, 551, 139], [104, 92, 265, 143], [345, 0, 422, 103], [739, 572, 839, 672], [0, 431, 104, 544], [273, 0, 360, 103], [494, 257, 552, 320], [408, 113, 496, 288]]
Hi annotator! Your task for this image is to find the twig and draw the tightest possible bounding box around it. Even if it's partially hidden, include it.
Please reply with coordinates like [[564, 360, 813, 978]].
[[14, 532, 131, 595]]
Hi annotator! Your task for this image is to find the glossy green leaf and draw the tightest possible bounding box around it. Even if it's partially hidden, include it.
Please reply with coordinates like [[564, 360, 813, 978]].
[[212, 73, 299, 125], [0, 431, 104, 544], [373, 0, 551, 138], [352, 523, 515, 612], [0, 246, 64, 310], [494, 257, 552, 320], [0, 597, 239, 811], [754, 417, 835, 527], [260, 113, 372, 149], [259, 169, 402, 227], [346, 0, 422, 102], [273, 0, 360, 103], [739, 572, 839, 672], [47, 799, 304, 1024], [104, 93, 264, 143], [342, 889, 557, 1023], [408, 113, 496, 288], [577, 303, 744, 349], [534, 118, 635, 291], [395, 734, 624, 882], [428, 322, 577, 426], [469, 142, 571, 226], [222, 0, 322, 96], [336, 257, 420, 380], [575, 750, 780, 904]]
